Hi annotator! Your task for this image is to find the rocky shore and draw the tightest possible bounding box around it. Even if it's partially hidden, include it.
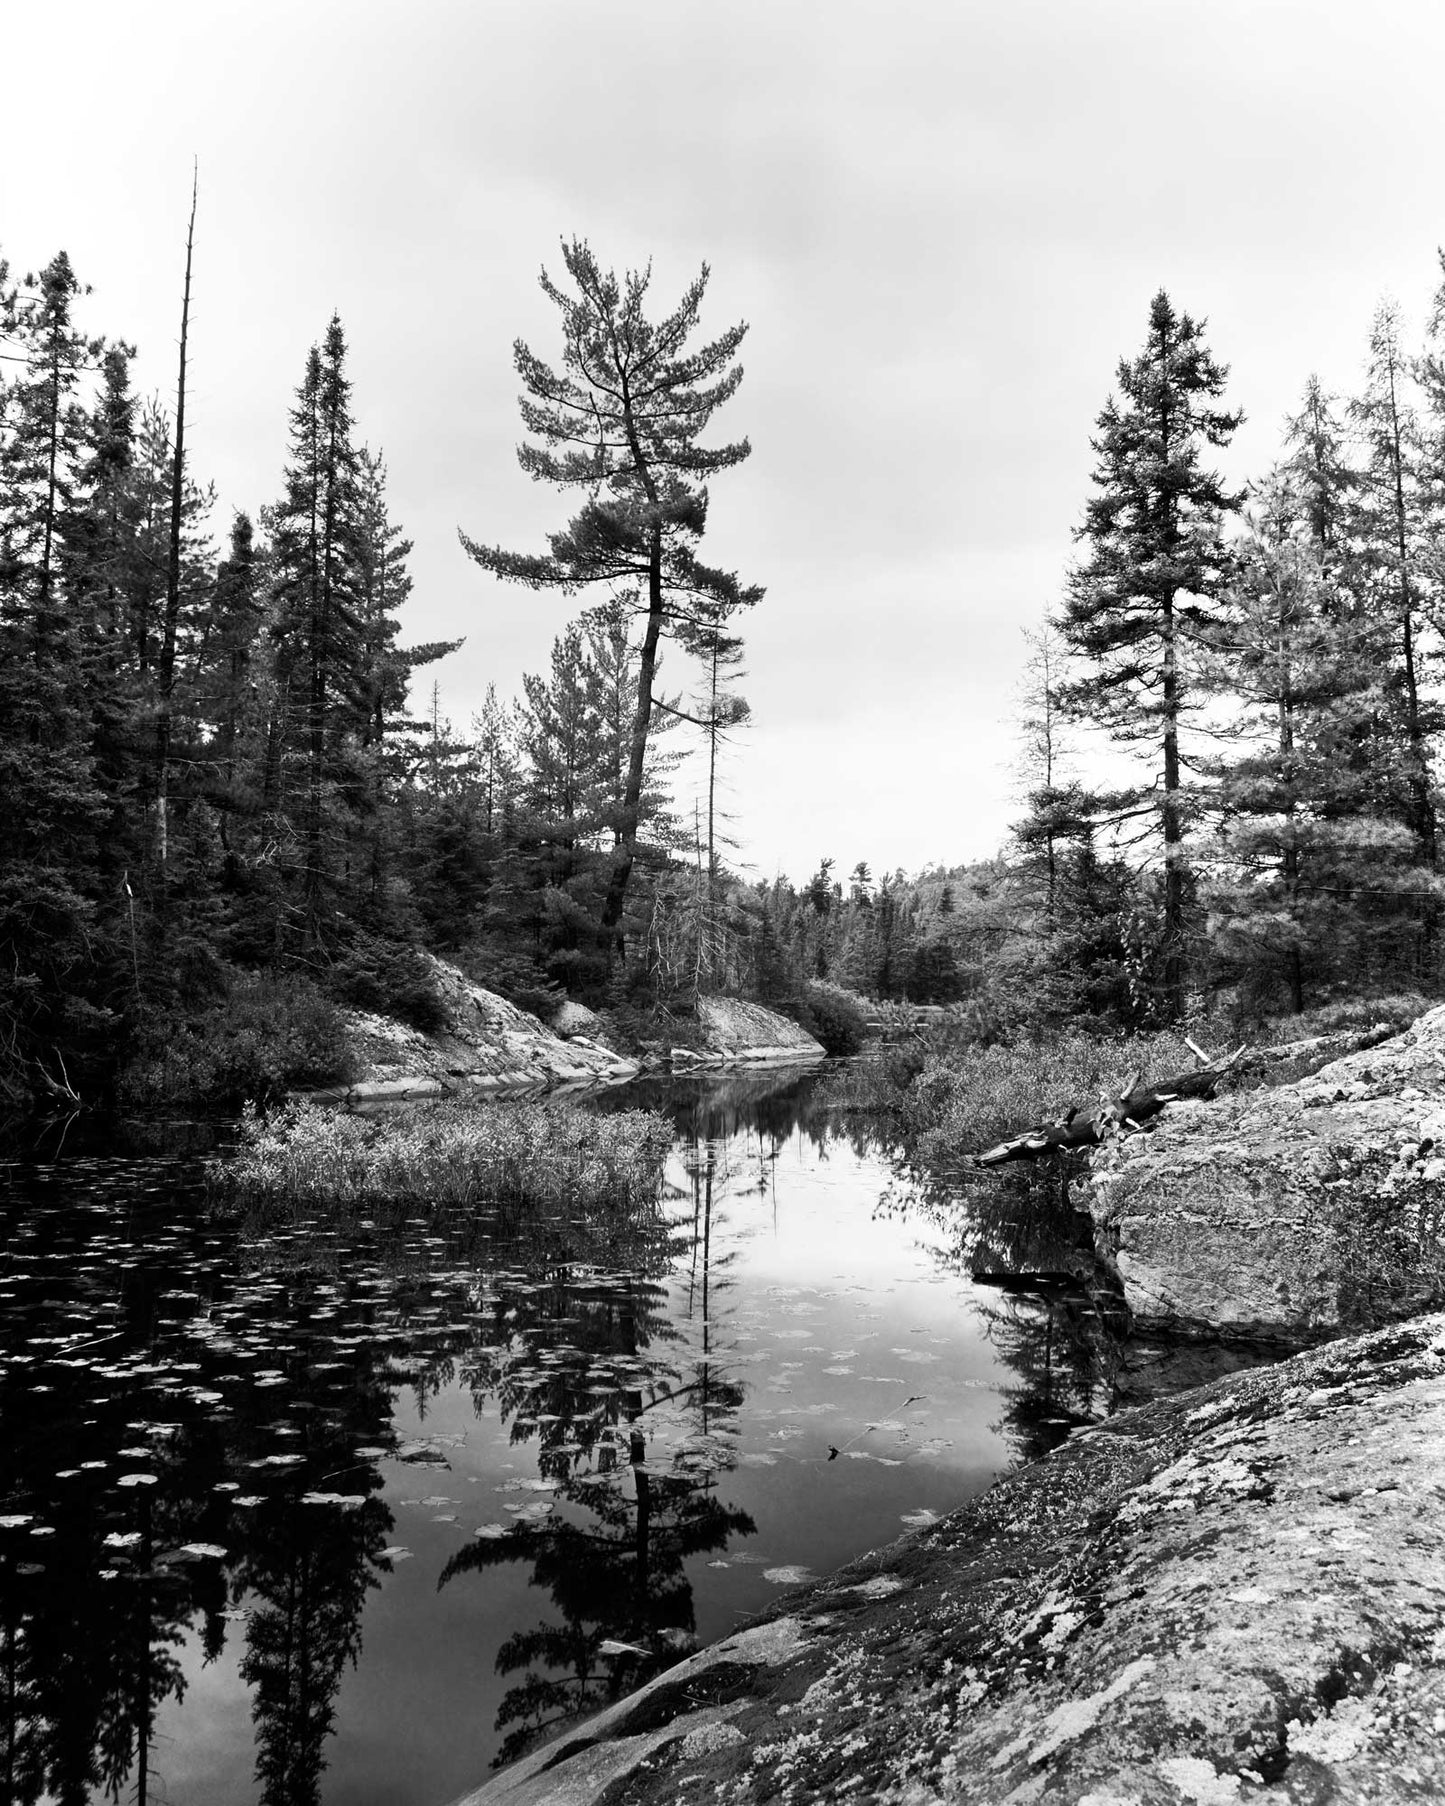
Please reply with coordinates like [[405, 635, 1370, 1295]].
[[674, 996, 826, 1067], [305, 957, 823, 1105], [446, 1005, 1445, 1805]]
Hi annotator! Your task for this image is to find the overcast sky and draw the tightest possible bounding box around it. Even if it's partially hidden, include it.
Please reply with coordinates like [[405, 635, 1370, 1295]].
[[6, 0, 1445, 883]]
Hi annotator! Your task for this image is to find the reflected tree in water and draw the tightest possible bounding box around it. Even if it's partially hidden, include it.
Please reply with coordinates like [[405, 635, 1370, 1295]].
[[219, 1259, 399, 1806], [876, 1156, 1123, 1460], [977, 1294, 1110, 1464], [441, 1129, 755, 1767], [235, 1491, 390, 1806]]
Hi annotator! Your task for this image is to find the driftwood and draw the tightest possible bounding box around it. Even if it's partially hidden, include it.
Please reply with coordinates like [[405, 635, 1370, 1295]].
[[1234, 1022, 1397, 1075], [975, 1043, 1248, 1167], [36, 1048, 82, 1111]]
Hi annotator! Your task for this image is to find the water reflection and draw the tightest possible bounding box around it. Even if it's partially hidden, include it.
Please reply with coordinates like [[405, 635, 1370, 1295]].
[[875, 1135, 1293, 1451], [437, 1168, 755, 1768], [0, 1067, 1219, 1802], [0, 1128, 778, 1795]]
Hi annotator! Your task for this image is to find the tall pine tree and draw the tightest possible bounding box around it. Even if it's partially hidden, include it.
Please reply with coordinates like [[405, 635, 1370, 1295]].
[[460, 240, 761, 955], [1057, 290, 1243, 1020]]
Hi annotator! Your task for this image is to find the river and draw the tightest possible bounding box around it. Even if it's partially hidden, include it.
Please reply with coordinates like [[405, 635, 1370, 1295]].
[[0, 1064, 1108, 1806]]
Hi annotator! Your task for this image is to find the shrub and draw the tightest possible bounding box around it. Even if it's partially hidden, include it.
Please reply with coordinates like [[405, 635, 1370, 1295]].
[[120, 972, 354, 1110], [215, 1098, 673, 1212], [326, 936, 445, 1032], [454, 944, 566, 1021], [797, 982, 870, 1056]]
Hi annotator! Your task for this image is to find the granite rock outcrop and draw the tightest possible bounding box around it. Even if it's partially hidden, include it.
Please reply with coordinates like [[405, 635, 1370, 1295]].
[[1080, 1004, 1445, 1340]]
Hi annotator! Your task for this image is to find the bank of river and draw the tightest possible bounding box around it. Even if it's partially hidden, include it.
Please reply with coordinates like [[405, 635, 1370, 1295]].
[[0, 1066, 1090, 1805]]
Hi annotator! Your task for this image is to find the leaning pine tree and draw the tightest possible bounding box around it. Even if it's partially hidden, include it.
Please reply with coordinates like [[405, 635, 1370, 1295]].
[[1056, 290, 1243, 1021], [460, 239, 762, 957]]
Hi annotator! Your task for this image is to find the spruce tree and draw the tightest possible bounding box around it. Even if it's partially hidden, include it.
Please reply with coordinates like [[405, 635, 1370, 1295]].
[[1057, 290, 1243, 1020], [270, 318, 366, 938], [1203, 469, 1428, 1009], [206, 514, 263, 781], [677, 601, 749, 897], [1011, 626, 1095, 931], [353, 446, 456, 753], [1009, 626, 1102, 1021], [471, 682, 518, 838], [0, 251, 114, 1100]]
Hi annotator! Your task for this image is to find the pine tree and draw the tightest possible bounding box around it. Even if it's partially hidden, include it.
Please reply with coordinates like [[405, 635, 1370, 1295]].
[[460, 240, 762, 952], [1351, 300, 1439, 870], [1057, 290, 1243, 1019]]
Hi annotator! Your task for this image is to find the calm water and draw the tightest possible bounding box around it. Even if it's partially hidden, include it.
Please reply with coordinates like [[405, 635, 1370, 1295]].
[[0, 1067, 1103, 1806]]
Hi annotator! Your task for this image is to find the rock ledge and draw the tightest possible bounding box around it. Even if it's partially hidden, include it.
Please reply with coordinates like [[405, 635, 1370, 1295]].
[[311, 956, 641, 1104]]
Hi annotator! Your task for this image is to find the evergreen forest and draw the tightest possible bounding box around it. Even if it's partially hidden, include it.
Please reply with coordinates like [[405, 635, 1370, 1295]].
[[6, 228, 1445, 1117]]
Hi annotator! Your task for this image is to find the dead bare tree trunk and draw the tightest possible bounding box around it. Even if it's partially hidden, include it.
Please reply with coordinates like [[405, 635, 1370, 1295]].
[[155, 162, 197, 886]]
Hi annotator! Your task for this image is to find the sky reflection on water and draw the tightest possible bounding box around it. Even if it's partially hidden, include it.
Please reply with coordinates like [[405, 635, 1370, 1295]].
[[0, 1069, 1093, 1806]]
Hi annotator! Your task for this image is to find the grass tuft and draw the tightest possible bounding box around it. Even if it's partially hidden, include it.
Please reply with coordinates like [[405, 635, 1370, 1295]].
[[214, 1098, 673, 1213]]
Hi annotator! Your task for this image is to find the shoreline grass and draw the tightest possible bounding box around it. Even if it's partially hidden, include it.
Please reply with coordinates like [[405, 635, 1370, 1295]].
[[213, 1098, 673, 1212]]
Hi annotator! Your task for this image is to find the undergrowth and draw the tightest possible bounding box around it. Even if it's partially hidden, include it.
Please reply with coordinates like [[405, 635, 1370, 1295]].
[[120, 972, 354, 1110]]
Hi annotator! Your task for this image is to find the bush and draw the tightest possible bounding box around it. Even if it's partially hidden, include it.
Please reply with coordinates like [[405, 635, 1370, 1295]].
[[216, 1097, 673, 1212], [797, 982, 871, 1056], [454, 944, 565, 1022], [326, 935, 445, 1032], [119, 972, 354, 1110], [592, 997, 710, 1058]]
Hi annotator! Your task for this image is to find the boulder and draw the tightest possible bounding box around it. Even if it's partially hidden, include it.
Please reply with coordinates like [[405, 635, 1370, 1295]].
[[448, 1312, 1445, 1806], [1080, 1004, 1445, 1340], [550, 999, 604, 1040], [694, 996, 824, 1064]]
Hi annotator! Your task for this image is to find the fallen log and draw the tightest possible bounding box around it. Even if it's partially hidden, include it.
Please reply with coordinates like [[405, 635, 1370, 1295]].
[[974, 1043, 1247, 1167]]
